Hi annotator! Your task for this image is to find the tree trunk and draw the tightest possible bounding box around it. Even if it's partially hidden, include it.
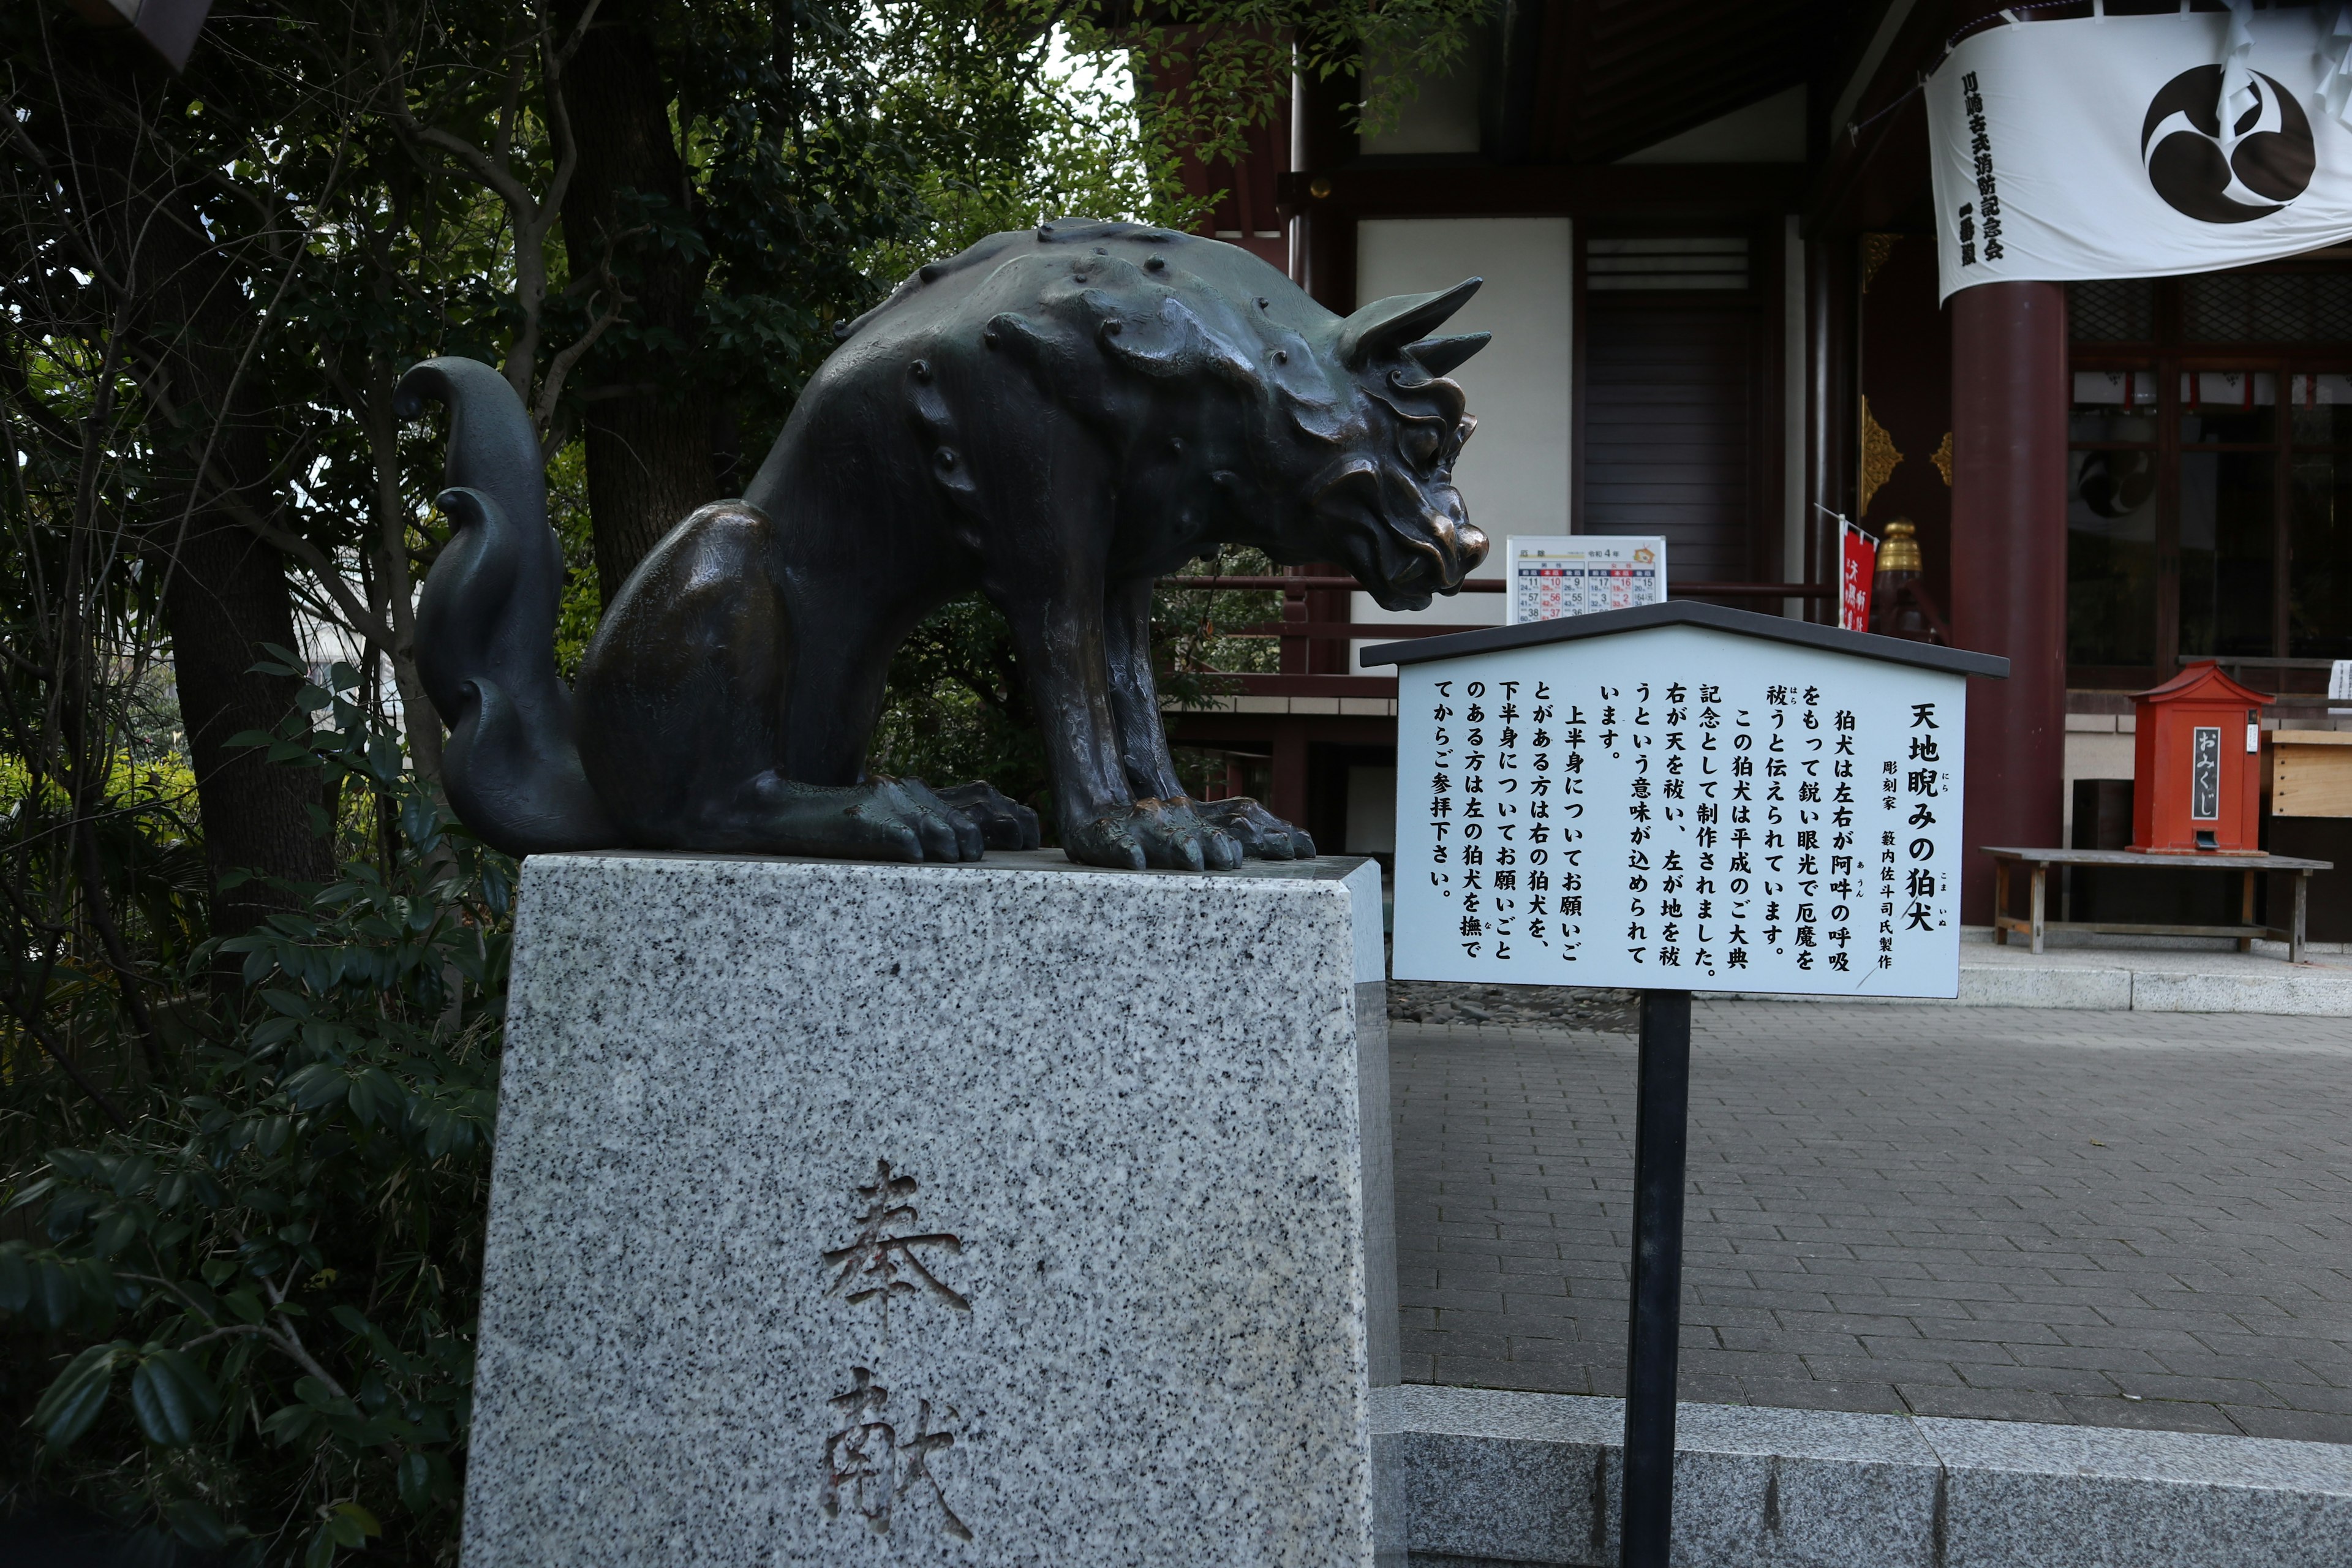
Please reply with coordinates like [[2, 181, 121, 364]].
[[161, 508, 333, 935], [558, 0, 718, 602], [140, 203, 336, 937]]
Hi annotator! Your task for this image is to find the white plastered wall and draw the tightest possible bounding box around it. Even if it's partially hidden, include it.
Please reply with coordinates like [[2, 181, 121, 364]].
[[1349, 217, 1574, 671]]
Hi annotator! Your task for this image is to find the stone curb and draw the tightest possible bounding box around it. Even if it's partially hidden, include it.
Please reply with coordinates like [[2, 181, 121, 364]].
[[1376, 1385, 2352, 1567], [2127, 965, 2352, 1014], [1713, 962, 2352, 1014]]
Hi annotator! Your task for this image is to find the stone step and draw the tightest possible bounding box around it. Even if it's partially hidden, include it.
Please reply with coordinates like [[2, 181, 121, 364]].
[[1955, 957, 2352, 1012], [1378, 1385, 2352, 1568], [1719, 932, 2352, 1014]]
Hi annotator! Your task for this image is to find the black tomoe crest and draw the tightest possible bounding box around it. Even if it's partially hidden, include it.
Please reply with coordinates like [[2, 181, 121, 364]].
[[2141, 65, 2315, 224]]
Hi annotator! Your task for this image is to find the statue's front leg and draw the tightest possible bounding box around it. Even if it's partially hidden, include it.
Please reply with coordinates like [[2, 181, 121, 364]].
[[1102, 577, 1314, 862], [996, 584, 1219, 872], [1102, 577, 1242, 870]]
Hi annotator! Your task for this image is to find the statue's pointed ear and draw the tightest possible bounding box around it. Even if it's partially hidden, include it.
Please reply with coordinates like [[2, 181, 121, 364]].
[[1405, 332, 1491, 377], [1337, 277, 1482, 368]]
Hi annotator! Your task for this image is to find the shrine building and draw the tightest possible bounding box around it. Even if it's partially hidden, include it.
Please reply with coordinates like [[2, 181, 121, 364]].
[[1158, 0, 2352, 931]]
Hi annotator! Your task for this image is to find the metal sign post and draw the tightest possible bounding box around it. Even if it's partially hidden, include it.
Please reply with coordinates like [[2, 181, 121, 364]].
[[1366, 601, 2008, 1568], [1619, 988, 1691, 1568]]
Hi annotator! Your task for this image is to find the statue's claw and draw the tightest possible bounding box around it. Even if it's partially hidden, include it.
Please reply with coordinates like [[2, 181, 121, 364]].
[[933, 780, 1042, 851], [870, 775, 985, 862], [1195, 796, 1316, 860], [1064, 813, 1147, 871], [1155, 796, 1242, 870]]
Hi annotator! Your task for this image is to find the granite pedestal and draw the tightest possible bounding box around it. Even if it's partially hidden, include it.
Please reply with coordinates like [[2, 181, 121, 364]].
[[462, 850, 1395, 1567]]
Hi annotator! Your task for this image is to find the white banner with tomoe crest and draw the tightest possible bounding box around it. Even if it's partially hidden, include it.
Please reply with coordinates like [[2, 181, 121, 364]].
[[1930, 7, 2352, 301]]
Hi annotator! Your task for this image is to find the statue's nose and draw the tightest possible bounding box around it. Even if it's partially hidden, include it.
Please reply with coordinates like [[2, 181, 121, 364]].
[[1432, 517, 1488, 583], [1456, 522, 1490, 575]]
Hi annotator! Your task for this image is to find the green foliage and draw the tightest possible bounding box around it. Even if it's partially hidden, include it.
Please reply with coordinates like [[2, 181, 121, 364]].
[[547, 445, 602, 682], [1, 663, 510, 1567], [1065, 0, 1493, 165], [858, 9, 1204, 281]]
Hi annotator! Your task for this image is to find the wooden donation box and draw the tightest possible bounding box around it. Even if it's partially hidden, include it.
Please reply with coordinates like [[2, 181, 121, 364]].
[[1365, 601, 2009, 1000], [2270, 731, 2352, 819], [2130, 662, 2267, 853]]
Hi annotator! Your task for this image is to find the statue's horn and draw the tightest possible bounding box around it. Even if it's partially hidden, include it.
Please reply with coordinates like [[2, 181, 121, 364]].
[[1336, 277, 1482, 368], [1404, 332, 1491, 377]]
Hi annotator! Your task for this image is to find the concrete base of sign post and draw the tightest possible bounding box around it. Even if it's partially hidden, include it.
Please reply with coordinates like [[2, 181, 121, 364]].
[[462, 850, 1397, 1567], [1380, 1385, 2352, 1568]]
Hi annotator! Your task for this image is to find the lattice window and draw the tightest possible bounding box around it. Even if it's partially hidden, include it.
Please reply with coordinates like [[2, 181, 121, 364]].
[[1586, 237, 1748, 291], [2068, 279, 2155, 342], [2184, 272, 2352, 342]]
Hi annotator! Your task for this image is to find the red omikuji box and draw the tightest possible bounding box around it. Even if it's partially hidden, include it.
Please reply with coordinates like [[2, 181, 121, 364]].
[[2130, 662, 2269, 854]]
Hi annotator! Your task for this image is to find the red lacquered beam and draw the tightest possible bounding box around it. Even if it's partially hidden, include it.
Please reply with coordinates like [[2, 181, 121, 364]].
[[1223, 622, 1492, 639], [1159, 575, 1507, 592], [1676, 582, 1834, 599], [1161, 575, 1831, 598]]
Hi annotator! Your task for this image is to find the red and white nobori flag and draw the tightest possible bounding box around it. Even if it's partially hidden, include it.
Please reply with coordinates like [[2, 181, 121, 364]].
[[1929, 6, 2352, 300], [1839, 522, 1877, 635]]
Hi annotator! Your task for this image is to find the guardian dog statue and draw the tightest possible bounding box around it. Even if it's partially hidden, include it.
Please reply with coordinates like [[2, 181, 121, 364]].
[[403, 219, 1488, 870]]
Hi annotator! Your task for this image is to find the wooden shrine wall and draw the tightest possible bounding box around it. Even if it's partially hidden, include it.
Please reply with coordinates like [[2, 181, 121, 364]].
[[1856, 233, 1953, 615]]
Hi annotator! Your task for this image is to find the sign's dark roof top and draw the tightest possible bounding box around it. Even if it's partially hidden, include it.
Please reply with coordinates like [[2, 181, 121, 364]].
[[1358, 599, 2010, 679]]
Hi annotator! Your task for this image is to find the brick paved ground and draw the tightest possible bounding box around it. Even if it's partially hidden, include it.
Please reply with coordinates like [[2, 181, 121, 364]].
[[1391, 1001, 2352, 1442]]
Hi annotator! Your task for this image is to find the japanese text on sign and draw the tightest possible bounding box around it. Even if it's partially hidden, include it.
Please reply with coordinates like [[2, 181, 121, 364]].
[[1392, 627, 1966, 998]]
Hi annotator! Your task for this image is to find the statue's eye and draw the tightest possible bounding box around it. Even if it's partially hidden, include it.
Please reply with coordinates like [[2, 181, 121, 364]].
[[1401, 426, 1442, 469]]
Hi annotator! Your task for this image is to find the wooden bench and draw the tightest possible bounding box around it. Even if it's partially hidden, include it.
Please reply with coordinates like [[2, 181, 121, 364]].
[[1981, 846, 2332, 964]]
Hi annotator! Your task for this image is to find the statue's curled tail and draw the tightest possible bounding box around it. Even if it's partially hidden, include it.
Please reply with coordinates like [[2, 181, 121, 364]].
[[398, 357, 617, 856]]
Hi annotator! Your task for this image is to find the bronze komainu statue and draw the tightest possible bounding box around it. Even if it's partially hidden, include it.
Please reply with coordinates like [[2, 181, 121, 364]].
[[404, 219, 1488, 870]]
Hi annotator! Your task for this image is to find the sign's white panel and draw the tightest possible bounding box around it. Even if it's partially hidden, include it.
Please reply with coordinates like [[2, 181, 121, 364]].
[[1507, 535, 1667, 625], [1392, 626, 1967, 998]]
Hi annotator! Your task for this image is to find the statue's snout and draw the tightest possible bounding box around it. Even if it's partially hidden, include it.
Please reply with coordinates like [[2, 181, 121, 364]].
[[1427, 516, 1488, 589]]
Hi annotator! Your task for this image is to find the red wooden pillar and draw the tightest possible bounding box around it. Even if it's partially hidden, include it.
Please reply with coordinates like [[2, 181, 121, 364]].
[[1804, 238, 1856, 624], [1270, 720, 1310, 831], [1950, 281, 2068, 925]]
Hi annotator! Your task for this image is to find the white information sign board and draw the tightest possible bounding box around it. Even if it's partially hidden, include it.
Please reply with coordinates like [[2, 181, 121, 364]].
[[1508, 535, 1667, 625], [1381, 612, 1996, 1000]]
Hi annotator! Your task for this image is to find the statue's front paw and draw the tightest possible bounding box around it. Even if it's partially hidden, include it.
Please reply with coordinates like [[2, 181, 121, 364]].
[[1196, 796, 1316, 860], [933, 780, 1043, 851], [1062, 800, 1240, 872]]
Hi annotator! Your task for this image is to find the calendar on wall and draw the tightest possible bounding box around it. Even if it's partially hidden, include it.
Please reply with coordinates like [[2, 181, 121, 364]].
[[1507, 535, 1667, 625]]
